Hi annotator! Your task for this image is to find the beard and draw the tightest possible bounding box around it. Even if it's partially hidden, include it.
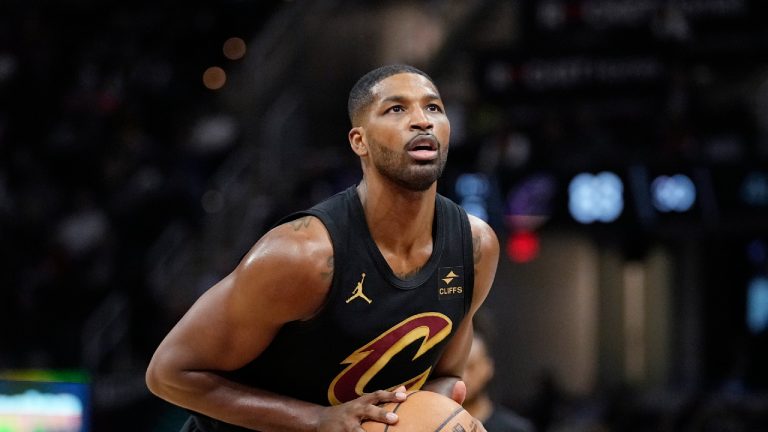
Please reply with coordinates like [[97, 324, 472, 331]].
[[368, 140, 448, 192]]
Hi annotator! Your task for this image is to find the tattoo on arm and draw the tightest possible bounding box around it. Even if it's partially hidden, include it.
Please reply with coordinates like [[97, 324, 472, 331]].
[[290, 216, 312, 231], [320, 256, 334, 280], [472, 234, 482, 270]]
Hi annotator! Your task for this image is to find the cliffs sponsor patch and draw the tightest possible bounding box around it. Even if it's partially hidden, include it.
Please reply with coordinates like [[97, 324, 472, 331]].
[[438, 266, 464, 300]]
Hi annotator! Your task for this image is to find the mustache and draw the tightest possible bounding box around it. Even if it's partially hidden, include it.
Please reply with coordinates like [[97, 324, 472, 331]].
[[405, 134, 440, 151]]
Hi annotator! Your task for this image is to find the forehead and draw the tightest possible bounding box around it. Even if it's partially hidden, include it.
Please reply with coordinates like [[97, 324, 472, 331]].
[[370, 73, 440, 102]]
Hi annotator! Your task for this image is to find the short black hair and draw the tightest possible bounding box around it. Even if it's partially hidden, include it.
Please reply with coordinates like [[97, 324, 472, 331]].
[[347, 64, 435, 126]]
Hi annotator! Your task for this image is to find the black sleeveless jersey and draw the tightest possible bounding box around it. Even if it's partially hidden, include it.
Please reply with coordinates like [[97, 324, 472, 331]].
[[187, 186, 475, 431]]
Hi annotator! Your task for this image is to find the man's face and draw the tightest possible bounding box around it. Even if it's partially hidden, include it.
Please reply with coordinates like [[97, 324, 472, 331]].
[[358, 73, 450, 191]]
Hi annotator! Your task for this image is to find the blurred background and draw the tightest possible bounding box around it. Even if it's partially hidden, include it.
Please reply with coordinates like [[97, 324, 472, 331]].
[[2, 0, 768, 430]]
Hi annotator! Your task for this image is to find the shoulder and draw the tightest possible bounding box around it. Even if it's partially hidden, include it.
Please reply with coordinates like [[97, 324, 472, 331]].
[[466, 214, 499, 310], [245, 215, 333, 263], [440, 194, 499, 264], [234, 215, 335, 321], [467, 214, 500, 266]]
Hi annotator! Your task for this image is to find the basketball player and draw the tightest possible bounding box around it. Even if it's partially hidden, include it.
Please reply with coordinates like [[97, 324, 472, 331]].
[[146, 64, 500, 432]]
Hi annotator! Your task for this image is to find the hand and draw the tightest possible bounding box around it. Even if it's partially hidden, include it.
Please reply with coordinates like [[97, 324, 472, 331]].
[[450, 380, 467, 405], [315, 387, 407, 432], [451, 382, 487, 432]]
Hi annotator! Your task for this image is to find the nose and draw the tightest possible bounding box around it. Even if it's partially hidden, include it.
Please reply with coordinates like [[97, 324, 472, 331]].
[[409, 108, 433, 131]]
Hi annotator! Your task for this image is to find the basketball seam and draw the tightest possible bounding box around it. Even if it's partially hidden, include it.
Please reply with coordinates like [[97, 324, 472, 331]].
[[383, 392, 413, 432], [432, 406, 465, 432]]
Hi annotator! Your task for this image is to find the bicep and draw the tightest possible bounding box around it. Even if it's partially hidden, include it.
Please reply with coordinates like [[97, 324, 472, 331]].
[[156, 271, 282, 373], [152, 222, 333, 373], [469, 216, 500, 315], [150, 281, 284, 376]]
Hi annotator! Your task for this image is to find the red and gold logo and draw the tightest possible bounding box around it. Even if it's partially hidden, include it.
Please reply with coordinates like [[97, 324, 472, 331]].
[[327, 312, 452, 405]]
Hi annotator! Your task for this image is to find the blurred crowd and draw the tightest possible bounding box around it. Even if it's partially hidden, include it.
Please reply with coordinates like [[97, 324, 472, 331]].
[[0, 2, 280, 428]]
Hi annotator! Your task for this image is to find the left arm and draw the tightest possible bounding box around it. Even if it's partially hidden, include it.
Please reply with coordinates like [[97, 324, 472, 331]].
[[423, 215, 500, 401]]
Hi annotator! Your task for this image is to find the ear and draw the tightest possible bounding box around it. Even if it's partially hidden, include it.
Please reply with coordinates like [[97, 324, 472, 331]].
[[348, 127, 368, 156]]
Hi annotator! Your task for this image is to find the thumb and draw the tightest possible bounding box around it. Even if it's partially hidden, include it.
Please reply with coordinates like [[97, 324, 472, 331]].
[[451, 380, 467, 405]]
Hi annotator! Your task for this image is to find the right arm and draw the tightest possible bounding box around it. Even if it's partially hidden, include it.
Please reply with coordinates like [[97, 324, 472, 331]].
[[145, 216, 405, 432]]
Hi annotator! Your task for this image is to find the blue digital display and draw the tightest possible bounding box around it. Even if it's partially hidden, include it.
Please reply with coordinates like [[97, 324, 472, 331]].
[[0, 371, 89, 432]]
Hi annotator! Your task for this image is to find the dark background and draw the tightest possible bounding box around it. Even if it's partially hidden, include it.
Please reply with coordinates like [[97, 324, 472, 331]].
[[2, 0, 768, 430]]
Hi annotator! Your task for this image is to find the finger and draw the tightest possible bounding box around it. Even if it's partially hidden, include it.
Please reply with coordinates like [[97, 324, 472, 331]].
[[451, 380, 467, 405], [361, 403, 399, 425], [366, 389, 407, 405], [392, 388, 407, 402]]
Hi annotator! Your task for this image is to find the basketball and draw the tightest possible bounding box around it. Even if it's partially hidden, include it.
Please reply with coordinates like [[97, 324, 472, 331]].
[[362, 390, 477, 432]]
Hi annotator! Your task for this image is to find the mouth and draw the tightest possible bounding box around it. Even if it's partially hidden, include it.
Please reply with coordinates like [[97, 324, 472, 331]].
[[406, 135, 439, 161]]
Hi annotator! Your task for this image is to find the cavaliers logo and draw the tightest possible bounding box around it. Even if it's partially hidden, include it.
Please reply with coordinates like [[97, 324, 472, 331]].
[[327, 312, 452, 405]]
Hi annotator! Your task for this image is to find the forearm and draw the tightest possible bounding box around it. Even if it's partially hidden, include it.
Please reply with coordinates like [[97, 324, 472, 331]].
[[147, 368, 323, 432]]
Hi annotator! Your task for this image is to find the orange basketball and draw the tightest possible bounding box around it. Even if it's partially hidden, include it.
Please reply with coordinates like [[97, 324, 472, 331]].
[[362, 390, 477, 432]]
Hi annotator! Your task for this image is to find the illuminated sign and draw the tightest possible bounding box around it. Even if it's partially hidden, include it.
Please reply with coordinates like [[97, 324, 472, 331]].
[[568, 171, 624, 223], [651, 174, 697, 212], [455, 173, 491, 221], [0, 370, 89, 432]]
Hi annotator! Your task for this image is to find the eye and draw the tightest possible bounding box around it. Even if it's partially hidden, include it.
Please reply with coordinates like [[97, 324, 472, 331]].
[[426, 104, 443, 112], [386, 105, 405, 113]]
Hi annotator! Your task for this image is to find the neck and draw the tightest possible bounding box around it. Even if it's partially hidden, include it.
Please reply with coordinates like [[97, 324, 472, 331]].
[[356, 178, 436, 255], [463, 393, 494, 423]]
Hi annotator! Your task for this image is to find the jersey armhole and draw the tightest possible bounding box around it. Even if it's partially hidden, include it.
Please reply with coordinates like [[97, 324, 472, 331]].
[[458, 207, 475, 316]]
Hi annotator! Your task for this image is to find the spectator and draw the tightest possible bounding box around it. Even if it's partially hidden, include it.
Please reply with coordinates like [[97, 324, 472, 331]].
[[464, 310, 535, 432]]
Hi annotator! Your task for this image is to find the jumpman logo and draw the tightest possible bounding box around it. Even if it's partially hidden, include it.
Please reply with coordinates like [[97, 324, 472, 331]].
[[346, 273, 372, 304]]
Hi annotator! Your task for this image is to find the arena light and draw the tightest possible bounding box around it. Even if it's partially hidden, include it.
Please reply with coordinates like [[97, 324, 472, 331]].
[[568, 171, 624, 224], [455, 173, 489, 197], [203, 66, 226, 90], [460, 196, 489, 222], [505, 172, 556, 231], [747, 276, 768, 334], [651, 174, 696, 212], [506, 230, 540, 263], [455, 173, 490, 221], [223, 37, 247, 60]]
